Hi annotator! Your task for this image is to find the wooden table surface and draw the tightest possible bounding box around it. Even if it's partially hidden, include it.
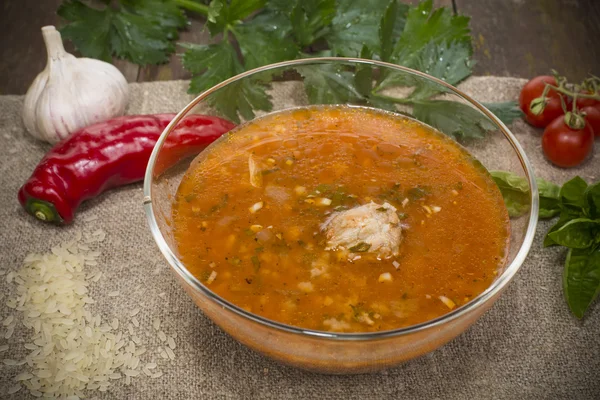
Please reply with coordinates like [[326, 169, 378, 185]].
[[1, 0, 599, 95]]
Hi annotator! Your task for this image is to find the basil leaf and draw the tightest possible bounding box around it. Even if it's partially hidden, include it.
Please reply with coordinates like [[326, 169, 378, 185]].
[[584, 182, 600, 219], [547, 218, 600, 249], [538, 178, 561, 218], [564, 247, 600, 318], [490, 171, 560, 218], [490, 172, 529, 217], [559, 176, 589, 213], [544, 209, 585, 247]]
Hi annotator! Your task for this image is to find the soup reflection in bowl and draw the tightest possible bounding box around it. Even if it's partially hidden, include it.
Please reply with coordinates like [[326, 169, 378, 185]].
[[143, 58, 538, 374]]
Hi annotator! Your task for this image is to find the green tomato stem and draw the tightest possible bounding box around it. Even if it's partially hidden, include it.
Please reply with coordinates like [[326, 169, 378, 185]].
[[546, 83, 600, 101], [173, 0, 209, 15]]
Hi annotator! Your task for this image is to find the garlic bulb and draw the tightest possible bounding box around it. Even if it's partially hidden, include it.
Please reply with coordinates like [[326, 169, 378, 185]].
[[23, 26, 129, 143]]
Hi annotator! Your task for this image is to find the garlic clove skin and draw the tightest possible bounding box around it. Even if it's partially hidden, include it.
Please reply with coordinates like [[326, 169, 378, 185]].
[[22, 26, 129, 144]]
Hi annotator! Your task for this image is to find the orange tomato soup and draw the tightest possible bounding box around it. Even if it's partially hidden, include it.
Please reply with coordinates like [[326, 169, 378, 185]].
[[173, 106, 509, 332]]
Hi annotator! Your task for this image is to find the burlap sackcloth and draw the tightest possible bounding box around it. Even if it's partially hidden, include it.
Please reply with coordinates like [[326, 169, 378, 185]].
[[0, 77, 599, 400]]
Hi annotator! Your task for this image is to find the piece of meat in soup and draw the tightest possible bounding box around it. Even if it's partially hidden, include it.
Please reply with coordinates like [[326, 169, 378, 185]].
[[320, 201, 402, 258]]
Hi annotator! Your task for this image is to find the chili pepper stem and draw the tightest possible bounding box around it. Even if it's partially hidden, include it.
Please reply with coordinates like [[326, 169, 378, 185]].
[[25, 199, 63, 224]]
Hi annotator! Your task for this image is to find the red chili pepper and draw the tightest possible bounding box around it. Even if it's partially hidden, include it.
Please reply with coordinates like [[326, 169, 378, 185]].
[[18, 113, 235, 224]]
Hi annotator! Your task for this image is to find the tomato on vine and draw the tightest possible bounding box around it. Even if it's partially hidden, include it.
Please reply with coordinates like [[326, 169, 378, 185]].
[[519, 76, 566, 128], [542, 113, 594, 168], [582, 105, 600, 137]]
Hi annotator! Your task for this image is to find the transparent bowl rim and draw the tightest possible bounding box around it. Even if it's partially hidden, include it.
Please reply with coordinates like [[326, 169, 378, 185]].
[[143, 57, 539, 341]]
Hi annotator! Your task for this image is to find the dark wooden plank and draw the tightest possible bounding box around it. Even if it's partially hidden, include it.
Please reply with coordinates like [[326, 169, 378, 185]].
[[0, 0, 140, 95], [0, 0, 64, 95], [456, 0, 600, 80]]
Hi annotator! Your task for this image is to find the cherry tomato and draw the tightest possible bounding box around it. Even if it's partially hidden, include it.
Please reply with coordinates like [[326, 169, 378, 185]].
[[575, 91, 599, 109], [582, 105, 600, 137], [542, 116, 594, 167], [519, 76, 566, 128]]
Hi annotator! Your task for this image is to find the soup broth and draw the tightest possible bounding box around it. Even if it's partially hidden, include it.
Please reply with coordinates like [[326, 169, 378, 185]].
[[173, 106, 509, 332]]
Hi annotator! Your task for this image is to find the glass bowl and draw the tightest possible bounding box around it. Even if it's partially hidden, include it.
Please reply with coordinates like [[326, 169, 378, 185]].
[[143, 58, 538, 374]]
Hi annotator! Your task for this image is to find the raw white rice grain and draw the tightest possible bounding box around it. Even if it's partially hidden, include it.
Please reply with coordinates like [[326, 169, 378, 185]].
[[158, 331, 167, 342], [83, 214, 98, 222], [14, 371, 34, 381], [167, 336, 176, 350], [129, 308, 140, 317], [8, 384, 21, 394], [123, 369, 140, 377], [152, 318, 160, 331], [165, 347, 175, 360], [131, 317, 139, 328], [107, 291, 120, 297], [0, 344, 9, 352], [3, 315, 14, 326]]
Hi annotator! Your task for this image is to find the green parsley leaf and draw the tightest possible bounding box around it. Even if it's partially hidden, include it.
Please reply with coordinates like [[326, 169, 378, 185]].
[[391, 0, 471, 66], [297, 64, 364, 104], [249, 8, 293, 39], [354, 46, 374, 97], [58, 0, 186, 64], [376, 0, 472, 93], [482, 101, 523, 126], [378, 0, 404, 62], [207, 0, 267, 36], [405, 41, 473, 99], [326, 0, 408, 58], [182, 41, 242, 91], [265, 0, 293, 13], [233, 20, 298, 69], [290, 0, 336, 48], [182, 42, 272, 123], [206, 0, 223, 23], [412, 100, 495, 140]]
